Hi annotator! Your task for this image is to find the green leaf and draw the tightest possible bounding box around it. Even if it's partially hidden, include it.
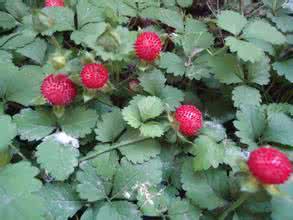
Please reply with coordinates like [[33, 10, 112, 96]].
[[273, 59, 293, 82], [193, 136, 225, 171], [95, 108, 126, 143], [208, 54, 244, 84], [181, 159, 226, 210], [176, 0, 193, 7], [271, 180, 293, 220], [159, 86, 184, 111], [16, 38, 47, 64], [76, 162, 111, 202], [140, 122, 166, 138], [59, 107, 97, 138], [183, 32, 214, 55], [270, 13, 293, 33], [39, 183, 82, 220], [1, 29, 36, 50], [0, 50, 13, 65], [76, 0, 104, 28], [159, 52, 185, 76], [139, 69, 166, 96], [217, 10, 247, 36], [96, 201, 142, 220], [168, 198, 201, 220], [0, 11, 18, 29], [112, 157, 162, 199], [13, 109, 56, 141], [232, 85, 262, 108], [0, 161, 45, 220], [5, 0, 30, 19], [247, 56, 271, 85], [234, 105, 266, 149], [185, 18, 207, 33], [225, 36, 264, 63], [118, 129, 161, 163], [36, 137, 79, 181], [137, 96, 164, 121], [247, 38, 275, 56], [0, 115, 16, 151], [263, 112, 293, 146], [262, 0, 286, 10], [243, 20, 286, 45]]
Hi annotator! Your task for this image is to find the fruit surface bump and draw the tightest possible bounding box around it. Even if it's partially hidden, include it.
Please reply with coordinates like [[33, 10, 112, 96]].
[[80, 63, 109, 89], [45, 0, 64, 7]]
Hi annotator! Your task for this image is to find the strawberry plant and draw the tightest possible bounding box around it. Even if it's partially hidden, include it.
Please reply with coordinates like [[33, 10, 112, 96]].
[[0, 0, 293, 220]]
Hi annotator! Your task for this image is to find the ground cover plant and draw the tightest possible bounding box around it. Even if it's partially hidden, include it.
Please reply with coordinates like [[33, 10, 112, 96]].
[[0, 0, 293, 219]]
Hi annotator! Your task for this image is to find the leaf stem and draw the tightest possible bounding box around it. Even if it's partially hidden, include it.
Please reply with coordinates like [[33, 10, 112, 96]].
[[219, 193, 250, 220], [79, 136, 150, 162]]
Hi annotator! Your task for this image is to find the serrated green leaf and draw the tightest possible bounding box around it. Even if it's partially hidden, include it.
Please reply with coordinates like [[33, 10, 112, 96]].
[[243, 20, 286, 45], [58, 107, 97, 138], [225, 36, 264, 63], [159, 52, 185, 76], [36, 138, 79, 181], [0, 115, 16, 151], [140, 121, 165, 138], [0, 11, 18, 29], [168, 198, 201, 220], [217, 10, 247, 36], [232, 85, 262, 108], [95, 108, 126, 143], [160, 86, 184, 111], [139, 69, 166, 96], [273, 59, 293, 82], [112, 157, 162, 199], [263, 112, 293, 146], [247, 55, 271, 85], [39, 183, 82, 220], [183, 32, 214, 56], [122, 103, 142, 129], [181, 159, 226, 210], [5, 0, 30, 19], [1, 29, 36, 50], [193, 136, 225, 171], [137, 96, 164, 121], [270, 13, 293, 33], [118, 129, 161, 163], [13, 109, 56, 141], [0, 161, 45, 220], [76, 0, 104, 28], [185, 18, 207, 33], [76, 162, 111, 202]]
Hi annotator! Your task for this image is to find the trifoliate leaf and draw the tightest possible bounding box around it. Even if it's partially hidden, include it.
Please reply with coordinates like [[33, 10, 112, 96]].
[[139, 69, 166, 96], [183, 32, 214, 55], [118, 129, 161, 163], [242, 20, 286, 45], [273, 59, 293, 82], [181, 159, 226, 210], [0, 115, 16, 151], [0, 11, 18, 29], [16, 38, 47, 64], [232, 85, 262, 108], [13, 109, 56, 141], [36, 138, 79, 181], [122, 103, 142, 129], [95, 108, 126, 143], [225, 36, 264, 63], [39, 183, 82, 220], [76, 162, 111, 202], [137, 96, 164, 121], [59, 107, 97, 138], [192, 136, 225, 171], [0, 162, 45, 220], [234, 105, 266, 149], [168, 198, 201, 220], [160, 86, 184, 111], [208, 54, 244, 84], [112, 157, 162, 199], [76, 0, 104, 28], [159, 52, 185, 76], [263, 112, 293, 146], [217, 10, 247, 36], [247, 55, 271, 85], [96, 201, 142, 220]]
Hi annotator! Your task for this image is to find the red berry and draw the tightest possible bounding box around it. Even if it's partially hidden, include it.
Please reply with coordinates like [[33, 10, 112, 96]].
[[41, 74, 77, 106], [45, 0, 64, 7], [175, 105, 203, 137], [248, 147, 292, 184], [80, 63, 109, 89], [134, 32, 162, 62]]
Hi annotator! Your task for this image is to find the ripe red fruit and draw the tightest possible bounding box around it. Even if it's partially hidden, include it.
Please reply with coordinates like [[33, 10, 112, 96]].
[[80, 63, 109, 89], [175, 105, 203, 137], [45, 0, 64, 7], [134, 32, 162, 62], [41, 74, 77, 106], [248, 147, 292, 185]]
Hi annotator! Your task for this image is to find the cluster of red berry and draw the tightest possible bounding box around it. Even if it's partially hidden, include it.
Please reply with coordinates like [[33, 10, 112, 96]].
[[42, 0, 291, 186]]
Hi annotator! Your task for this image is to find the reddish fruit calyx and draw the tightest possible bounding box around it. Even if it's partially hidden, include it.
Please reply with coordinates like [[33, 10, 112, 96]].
[[248, 147, 292, 185], [134, 32, 162, 62], [175, 105, 203, 137], [41, 74, 77, 106], [80, 63, 109, 89], [45, 0, 64, 7]]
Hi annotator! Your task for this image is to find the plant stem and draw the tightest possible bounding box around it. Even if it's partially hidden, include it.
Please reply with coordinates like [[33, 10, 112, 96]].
[[79, 136, 150, 162], [219, 193, 249, 220]]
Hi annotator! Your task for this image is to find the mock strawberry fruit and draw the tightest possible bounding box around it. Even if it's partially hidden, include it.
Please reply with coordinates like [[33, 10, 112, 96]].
[[80, 63, 109, 89], [134, 32, 162, 62], [45, 0, 64, 7], [175, 105, 203, 137], [41, 74, 77, 106], [248, 147, 291, 185]]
